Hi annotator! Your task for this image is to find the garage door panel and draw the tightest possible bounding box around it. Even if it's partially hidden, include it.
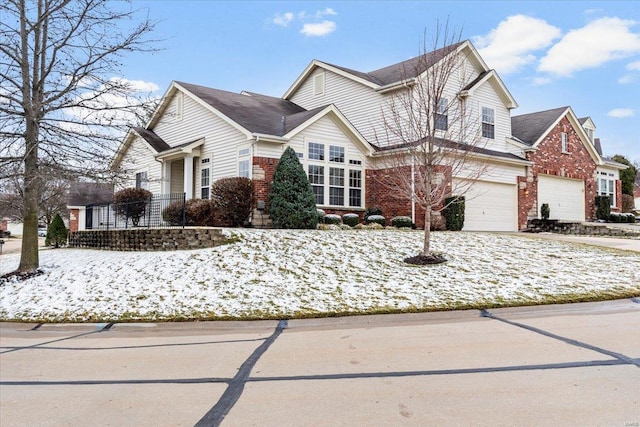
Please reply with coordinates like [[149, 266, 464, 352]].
[[537, 175, 585, 222], [454, 179, 517, 232]]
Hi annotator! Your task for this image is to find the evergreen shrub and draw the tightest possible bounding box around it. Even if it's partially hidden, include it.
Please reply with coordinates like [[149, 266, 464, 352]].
[[45, 213, 68, 248], [342, 213, 360, 227], [595, 196, 611, 220], [443, 196, 465, 231]]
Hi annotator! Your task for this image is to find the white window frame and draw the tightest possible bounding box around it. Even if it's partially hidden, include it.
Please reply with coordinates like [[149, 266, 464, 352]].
[[200, 157, 211, 199], [481, 107, 495, 139], [238, 148, 251, 178], [305, 142, 364, 208], [135, 170, 148, 190], [435, 98, 448, 131], [598, 172, 616, 207], [561, 132, 569, 153]]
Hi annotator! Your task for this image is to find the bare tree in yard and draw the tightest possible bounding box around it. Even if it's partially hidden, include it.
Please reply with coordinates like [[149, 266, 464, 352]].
[[375, 27, 489, 264], [0, 0, 158, 273]]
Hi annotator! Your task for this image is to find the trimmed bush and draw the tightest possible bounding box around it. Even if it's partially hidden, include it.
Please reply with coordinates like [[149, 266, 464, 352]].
[[269, 147, 318, 229], [210, 177, 254, 227], [317, 209, 326, 224], [540, 203, 550, 220], [342, 213, 360, 227], [391, 216, 413, 228], [367, 214, 386, 226], [45, 213, 68, 248], [113, 187, 153, 226], [162, 201, 185, 225], [162, 199, 218, 226], [443, 196, 465, 231], [364, 207, 383, 223], [325, 214, 342, 225], [595, 196, 611, 220]]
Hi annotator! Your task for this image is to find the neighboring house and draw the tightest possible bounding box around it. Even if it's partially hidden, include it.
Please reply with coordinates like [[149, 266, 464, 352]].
[[67, 182, 114, 232], [109, 40, 624, 232], [511, 106, 625, 228]]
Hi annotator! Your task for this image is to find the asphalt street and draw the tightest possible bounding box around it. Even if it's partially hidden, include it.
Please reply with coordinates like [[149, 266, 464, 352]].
[[1, 299, 639, 426]]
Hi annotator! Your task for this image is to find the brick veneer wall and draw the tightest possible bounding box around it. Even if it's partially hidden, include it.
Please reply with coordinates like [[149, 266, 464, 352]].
[[518, 117, 600, 229], [69, 209, 79, 233], [69, 228, 229, 251]]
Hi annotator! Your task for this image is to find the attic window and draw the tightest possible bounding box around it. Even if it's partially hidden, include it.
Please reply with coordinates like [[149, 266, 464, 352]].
[[314, 72, 325, 96], [561, 132, 568, 153]]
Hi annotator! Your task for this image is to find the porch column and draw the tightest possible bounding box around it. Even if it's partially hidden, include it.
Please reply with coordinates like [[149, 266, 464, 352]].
[[184, 155, 194, 200], [162, 161, 171, 194]]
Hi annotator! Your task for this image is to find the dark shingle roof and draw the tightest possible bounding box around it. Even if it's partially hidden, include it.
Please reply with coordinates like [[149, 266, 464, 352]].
[[68, 183, 113, 206], [594, 137, 603, 156], [511, 106, 568, 146], [322, 41, 465, 87], [376, 136, 526, 162], [177, 82, 310, 136], [132, 127, 170, 152]]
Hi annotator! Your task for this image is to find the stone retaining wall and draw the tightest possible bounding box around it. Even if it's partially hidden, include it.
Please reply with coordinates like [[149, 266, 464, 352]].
[[69, 228, 230, 251], [526, 219, 640, 238]]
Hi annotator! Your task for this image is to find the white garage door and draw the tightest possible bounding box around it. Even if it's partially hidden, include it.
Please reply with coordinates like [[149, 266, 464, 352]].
[[454, 179, 517, 232], [537, 175, 585, 221]]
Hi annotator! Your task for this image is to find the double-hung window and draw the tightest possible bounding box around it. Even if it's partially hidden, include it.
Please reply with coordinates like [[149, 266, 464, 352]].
[[598, 173, 616, 207], [135, 171, 148, 190], [306, 142, 363, 208], [238, 148, 251, 178], [200, 158, 211, 199], [482, 107, 495, 139], [435, 98, 448, 131]]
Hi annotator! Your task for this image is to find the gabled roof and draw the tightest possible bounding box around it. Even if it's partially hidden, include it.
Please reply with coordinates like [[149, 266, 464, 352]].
[[511, 106, 603, 164], [177, 82, 308, 137], [282, 40, 517, 109], [132, 127, 170, 152], [511, 106, 569, 147]]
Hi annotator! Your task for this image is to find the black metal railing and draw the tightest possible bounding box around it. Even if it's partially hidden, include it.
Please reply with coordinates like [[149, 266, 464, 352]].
[[85, 193, 186, 230]]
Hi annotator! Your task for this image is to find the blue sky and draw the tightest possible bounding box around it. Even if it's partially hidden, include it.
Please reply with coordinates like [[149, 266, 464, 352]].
[[122, 1, 640, 162]]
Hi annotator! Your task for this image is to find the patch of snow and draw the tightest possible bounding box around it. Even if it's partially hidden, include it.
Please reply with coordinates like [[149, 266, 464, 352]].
[[1, 230, 638, 321]]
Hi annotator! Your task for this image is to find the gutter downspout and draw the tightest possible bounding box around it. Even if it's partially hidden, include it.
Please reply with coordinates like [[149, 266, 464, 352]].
[[411, 155, 415, 224]]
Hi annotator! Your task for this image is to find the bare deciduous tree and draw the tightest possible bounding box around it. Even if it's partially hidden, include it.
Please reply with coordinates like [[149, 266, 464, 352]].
[[0, 0, 159, 273], [374, 26, 491, 263]]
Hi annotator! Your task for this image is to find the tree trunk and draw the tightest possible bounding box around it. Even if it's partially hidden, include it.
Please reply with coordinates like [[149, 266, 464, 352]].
[[422, 206, 431, 256], [18, 129, 40, 272]]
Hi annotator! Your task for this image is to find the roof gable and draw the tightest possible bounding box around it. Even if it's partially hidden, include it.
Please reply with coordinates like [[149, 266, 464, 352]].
[[512, 106, 603, 164]]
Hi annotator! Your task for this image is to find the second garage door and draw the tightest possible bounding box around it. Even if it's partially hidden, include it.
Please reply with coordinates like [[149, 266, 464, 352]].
[[454, 179, 518, 232], [537, 174, 585, 221]]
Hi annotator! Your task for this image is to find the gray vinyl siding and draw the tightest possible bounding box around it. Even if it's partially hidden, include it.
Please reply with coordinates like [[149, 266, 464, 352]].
[[116, 136, 162, 194]]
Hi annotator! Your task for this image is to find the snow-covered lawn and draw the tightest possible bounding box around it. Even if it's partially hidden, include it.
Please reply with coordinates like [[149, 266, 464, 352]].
[[1, 229, 638, 322]]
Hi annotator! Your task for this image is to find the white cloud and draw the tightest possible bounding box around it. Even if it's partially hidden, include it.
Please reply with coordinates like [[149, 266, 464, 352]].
[[532, 77, 552, 86], [316, 7, 336, 18], [273, 12, 294, 27], [301, 20, 336, 37], [627, 60, 640, 71], [607, 108, 635, 118], [474, 15, 561, 74], [538, 17, 640, 76], [618, 75, 636, 84]]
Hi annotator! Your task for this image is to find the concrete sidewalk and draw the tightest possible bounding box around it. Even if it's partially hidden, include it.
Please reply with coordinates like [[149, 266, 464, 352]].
[[518, 232, 640, 253]]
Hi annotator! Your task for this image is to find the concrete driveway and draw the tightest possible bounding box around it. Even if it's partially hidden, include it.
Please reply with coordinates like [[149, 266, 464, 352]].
[[1, 299, 639, 426]]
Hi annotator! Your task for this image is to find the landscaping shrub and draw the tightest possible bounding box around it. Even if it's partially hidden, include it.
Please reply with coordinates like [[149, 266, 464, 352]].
[[342, 213, 360, 227], [269, 147, 318, 229], [113, 187, 152, 226], [210, 177, 254, 226], [325, 214, 342, 225], [45, 213, 68, 248], [622, 213, 635, 223], [595, 196, 610, 220], [162, 199, 218, 226], [540, 203, 550, 220], [364, 207, 383, 223], [443, 196, 465, 231], [367, 214, 386, 226], [317, 209, 326, 224], [391, 216, 413, 228], [162, 201, 185, 225], [609, 212, 621, 223]]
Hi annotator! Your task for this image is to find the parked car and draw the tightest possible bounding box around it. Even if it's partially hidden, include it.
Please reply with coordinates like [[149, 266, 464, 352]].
[[37, 228, 47, 237]]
